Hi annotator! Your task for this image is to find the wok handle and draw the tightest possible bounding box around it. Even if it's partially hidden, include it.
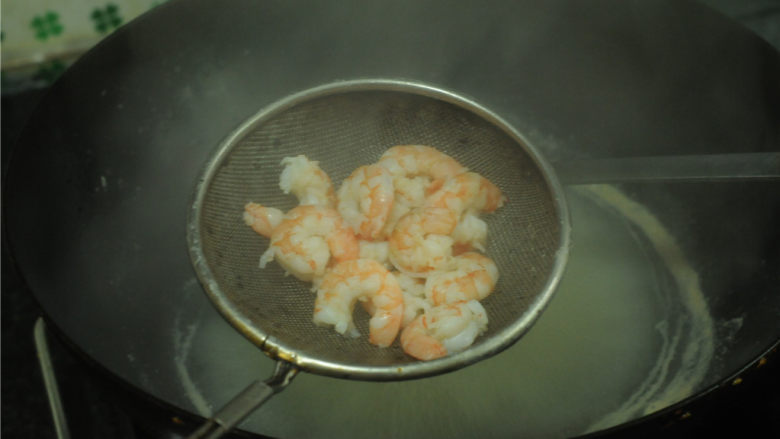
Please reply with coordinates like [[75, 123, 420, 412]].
[[554, 152, 780, 185], [187, 361, 298, 439]]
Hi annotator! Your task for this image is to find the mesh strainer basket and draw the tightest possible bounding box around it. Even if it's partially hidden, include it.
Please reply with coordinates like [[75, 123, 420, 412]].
[[186, 80, 570, 438]]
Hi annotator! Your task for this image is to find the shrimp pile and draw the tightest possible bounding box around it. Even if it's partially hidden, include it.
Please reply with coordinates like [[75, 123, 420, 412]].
[[243, 146, 505, 361]]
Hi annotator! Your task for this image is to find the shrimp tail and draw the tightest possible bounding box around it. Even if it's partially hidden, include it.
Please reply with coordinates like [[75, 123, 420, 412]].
[[244, 202, 284, 238]]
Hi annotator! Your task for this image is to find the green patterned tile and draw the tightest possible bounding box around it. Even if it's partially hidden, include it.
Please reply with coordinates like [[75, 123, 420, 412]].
[[91, 3, 123, 34], [30, 11, 64, 41]]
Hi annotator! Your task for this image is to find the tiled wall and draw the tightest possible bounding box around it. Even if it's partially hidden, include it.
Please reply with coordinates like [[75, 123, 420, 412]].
[[1, 0, 169, 92]]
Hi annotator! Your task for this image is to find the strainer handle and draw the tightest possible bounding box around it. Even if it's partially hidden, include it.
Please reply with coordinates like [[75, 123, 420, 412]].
[[187, 361, 298, 439]]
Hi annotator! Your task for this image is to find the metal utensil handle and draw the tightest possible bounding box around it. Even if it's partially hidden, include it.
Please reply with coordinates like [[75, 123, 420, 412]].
[[555, 152, 780, 185], [34, 318, 71, 439], [187, 361, 298, 439]]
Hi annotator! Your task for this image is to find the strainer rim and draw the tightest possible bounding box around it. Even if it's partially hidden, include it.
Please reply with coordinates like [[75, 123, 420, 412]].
[[186, 78, 571, 380]]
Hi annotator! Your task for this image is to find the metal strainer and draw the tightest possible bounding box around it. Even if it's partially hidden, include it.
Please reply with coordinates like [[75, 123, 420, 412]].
[[186, 80, 570, 438]]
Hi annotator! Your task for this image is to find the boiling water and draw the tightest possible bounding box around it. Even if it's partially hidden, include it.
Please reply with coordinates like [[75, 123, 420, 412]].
[[173, 185, 714, 438]]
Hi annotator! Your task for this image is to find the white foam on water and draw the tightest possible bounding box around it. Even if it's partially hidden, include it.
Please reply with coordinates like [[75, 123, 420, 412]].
[[583, 185, 715, 431], [172, 279, 213, 417]]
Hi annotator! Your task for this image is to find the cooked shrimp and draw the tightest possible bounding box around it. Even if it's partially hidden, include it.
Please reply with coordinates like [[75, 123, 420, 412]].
[[378, 175, 429, 239], [388, 207, 458, 277], [378, 145, 467, 182], [400, 300, 488, 361], [377, 146, 467, 239], [279, 155, 336, 207], [401, 294, 432, 329], [337, 165, 394, 240], [425, 171, 506, 216], [243, 203, 284, 238], [358, 240, 390, 268], [396, 273, 431, 327], [260, 205, 358, 282], [396, 271, 426, 298], [425, 252, 499, 306], [243, 144, 504, 360], [394, 175, 430, 206], [313, 259, 404, 347], [451, 212, 488, 253], [363, 272, 431, 327]]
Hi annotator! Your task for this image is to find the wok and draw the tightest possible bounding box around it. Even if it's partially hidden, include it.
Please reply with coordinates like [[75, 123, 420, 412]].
[[4, 0, 779, 437]]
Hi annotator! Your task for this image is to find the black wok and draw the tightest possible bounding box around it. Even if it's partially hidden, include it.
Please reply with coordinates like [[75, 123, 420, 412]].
[[4, 0, 779, 437]]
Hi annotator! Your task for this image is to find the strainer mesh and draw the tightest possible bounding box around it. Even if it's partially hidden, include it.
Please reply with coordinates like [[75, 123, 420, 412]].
[[197, 90, 561, 369]]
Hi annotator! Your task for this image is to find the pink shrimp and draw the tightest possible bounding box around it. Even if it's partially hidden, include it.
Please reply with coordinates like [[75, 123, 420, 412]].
[[337, 164, 394, 240], [387, 171, 505, 276], [377, 175, 428, 239], [423, 171, 505, 253], [451, 212, 488, 254], [388, 207, 458, 277], [400, 300, 488, 361], [425, 171, 506, 216], [376, 145, 468, 239], [377, 145, 467, 183], [313, 259, 404, 347], [425, 252, 499, 305], [279, 155, 337, 207], [243, 203, 284, 238], [361, 271, 431, 328], [260, 205, 359, 282], [358, 240, 390, 268]]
